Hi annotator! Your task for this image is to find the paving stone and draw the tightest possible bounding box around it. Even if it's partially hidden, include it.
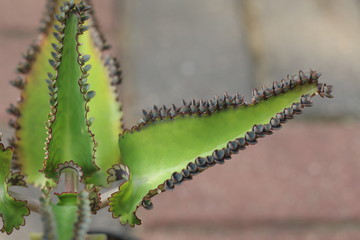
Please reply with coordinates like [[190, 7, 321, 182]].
[[0, 0, 114, 32], [250, 0, 360, 118], [115, 0, 254, 123], [0, 0, 45, 32], [116, 0, 359, 120]]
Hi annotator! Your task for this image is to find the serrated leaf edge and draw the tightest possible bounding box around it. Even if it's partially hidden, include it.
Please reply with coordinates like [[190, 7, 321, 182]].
[[42, 1, 99, 180], [0, 144, 30, 235], [121, 70, 327, 135], [109, 71, 333, 226]]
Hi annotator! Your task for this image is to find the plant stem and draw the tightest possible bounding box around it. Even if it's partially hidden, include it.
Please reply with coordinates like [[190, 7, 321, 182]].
[[64, 169, 79, 193]]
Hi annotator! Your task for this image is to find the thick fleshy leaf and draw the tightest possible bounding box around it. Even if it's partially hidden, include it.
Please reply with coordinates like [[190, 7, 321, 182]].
[[109, 72, 333, 226], [13, 1, 59, 186], [80, 33, 122, 185], [79, 0, 122, 185], [11, 0, 122, 186], [42, 4, 98, 180], [0, 144, 30, 234]]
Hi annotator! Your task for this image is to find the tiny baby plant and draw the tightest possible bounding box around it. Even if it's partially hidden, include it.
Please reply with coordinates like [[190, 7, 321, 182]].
[[0, 0, 333, 239]]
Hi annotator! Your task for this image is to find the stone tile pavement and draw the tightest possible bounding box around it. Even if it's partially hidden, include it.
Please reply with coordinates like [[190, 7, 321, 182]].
[[115, 0, 360, 121]]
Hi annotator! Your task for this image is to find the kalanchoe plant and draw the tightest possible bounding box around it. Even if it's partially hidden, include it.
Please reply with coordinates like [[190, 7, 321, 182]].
[[0, 0, 333, 239]]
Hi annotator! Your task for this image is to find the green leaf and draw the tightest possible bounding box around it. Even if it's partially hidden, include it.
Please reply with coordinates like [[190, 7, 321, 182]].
[[14, 0, 80, 186], [109, 72, 333, 226], [12, 0, 122, 186], [79, 35, 122, 186], [43, 5, 98, 180], [0, 144, 30, 234], [14, 11, 58, 186]]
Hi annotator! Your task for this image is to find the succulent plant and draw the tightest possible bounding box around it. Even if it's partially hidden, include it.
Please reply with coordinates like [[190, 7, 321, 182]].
[[0, 0, 333, 239]]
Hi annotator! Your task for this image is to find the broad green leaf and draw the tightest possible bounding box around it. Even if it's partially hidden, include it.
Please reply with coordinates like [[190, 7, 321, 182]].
[[13, 0, 122, 186], [0, 144, 29, 234], [109, 73, 333, 226], [43, 6, 98, 180]]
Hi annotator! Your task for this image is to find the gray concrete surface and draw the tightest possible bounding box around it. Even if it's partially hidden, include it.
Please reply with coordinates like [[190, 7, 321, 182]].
[[117, 0, 359, 122]]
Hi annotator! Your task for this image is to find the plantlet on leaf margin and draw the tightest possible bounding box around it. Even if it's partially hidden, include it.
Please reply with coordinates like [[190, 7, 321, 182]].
[[9, 0, 122, 187], [0, 0, 333, 238]]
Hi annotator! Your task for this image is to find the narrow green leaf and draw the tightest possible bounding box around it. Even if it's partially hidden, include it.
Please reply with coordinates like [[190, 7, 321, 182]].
[[43, 6, 98, 180], [14, 7, 59, 186], [78, 30, 122, 186], [0, 144, 30, 234], [14, 0, 84, 186], [109, 72, 333, 226]]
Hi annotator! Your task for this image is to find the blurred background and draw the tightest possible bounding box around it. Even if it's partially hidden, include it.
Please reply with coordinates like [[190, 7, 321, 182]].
[[0, 0, 359, 239]]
